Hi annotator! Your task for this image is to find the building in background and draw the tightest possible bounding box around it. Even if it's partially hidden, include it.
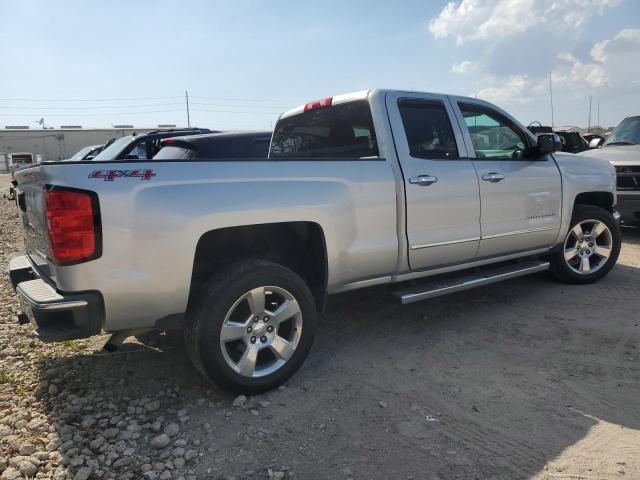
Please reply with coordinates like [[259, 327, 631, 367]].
[[0, 125, 179, 165]]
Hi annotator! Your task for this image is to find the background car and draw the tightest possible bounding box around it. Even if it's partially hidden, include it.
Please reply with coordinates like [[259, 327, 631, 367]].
[[153, 131, 272, 160], [67, 144, 104, 161], [91, 128, 216, 161]]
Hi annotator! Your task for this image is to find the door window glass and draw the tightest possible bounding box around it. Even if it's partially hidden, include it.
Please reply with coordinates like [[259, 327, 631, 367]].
[[397, 100, 459, 160], [459, 104, 526, 159]]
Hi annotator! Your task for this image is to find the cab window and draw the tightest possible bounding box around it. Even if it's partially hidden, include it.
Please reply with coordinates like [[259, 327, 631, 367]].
[[270, 100, 379, 159], [398, 99, 459, 160], [459, 104, 527, 159]]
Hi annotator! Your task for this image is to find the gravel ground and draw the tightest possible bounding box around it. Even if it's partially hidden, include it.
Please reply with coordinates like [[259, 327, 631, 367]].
[[0, 172, 639, 480]]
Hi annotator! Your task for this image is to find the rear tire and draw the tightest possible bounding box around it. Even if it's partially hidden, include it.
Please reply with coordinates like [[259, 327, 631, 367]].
[[550, 205, 620, 284], [184, 260, 317, 394]]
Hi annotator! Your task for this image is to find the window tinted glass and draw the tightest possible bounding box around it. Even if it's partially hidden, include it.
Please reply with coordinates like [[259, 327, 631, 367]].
[[270, 100, 379, 159], [459, 104, 526, 159], [398, 100, 459, 160]]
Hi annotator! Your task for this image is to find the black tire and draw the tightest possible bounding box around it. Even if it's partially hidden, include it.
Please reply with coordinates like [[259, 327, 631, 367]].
[[184, 260, 317, 394], [550, 205, 620, 284]]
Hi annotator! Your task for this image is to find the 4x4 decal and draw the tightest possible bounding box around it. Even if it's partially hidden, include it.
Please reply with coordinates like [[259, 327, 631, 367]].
[[89, 169, 156, 181]]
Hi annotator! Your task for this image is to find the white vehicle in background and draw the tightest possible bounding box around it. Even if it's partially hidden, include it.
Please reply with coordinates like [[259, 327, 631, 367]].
[[5, 153, 35, 200], [66, 144, 105, 161], [8, 152, 35, 170], [579, 115, 640, 225]]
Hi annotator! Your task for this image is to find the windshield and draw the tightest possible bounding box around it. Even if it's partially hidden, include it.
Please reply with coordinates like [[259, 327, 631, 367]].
[[604, 116, 640, 146], [92, 136, 134, 160], [68, 145, 94, 161]]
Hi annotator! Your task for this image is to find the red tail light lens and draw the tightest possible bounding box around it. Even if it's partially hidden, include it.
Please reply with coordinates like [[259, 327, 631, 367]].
[[45, 187, 101, 265], [303, 97, 333, 112]]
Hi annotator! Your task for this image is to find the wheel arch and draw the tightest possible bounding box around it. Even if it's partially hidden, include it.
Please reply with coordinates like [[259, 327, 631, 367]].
[[189, 222, 328, 313], [572, 191, 615, 214]]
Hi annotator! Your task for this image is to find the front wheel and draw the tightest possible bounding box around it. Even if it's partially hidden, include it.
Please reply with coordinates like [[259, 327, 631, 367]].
[[184, 260, 317, 394], [550, 205, 621, 284]]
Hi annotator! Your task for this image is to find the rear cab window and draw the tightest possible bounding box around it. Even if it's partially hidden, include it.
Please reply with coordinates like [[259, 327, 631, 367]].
[[270, 100, 379, 159]]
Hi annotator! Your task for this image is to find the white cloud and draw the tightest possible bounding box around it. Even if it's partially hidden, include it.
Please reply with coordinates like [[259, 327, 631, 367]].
[[476, 75, 533, 104], [429, 0, 620, 44], [474, 28, 640, 106], [450, 60, 473, 74], [591, 28, 640, 62]]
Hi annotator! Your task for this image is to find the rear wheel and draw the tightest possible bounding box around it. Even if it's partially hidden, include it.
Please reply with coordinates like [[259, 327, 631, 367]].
[[184, 260, 317, 394], [550, 205, 620, 284]]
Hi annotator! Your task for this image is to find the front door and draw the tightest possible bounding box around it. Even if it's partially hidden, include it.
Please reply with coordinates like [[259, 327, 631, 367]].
[[451, 99, 562, 257], [386, 92, 481, 270]]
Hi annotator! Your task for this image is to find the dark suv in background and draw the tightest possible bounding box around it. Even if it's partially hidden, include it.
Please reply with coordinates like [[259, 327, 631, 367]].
[[153, 131, 272, 159], [92, 128, 215, 161]]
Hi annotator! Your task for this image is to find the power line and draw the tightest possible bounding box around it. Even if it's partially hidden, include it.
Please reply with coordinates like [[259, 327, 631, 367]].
[[0, 109, 185, 117], [0, 96, 184, 102], [190, 95, 299, 104], [0, 95, 300, 105], [0, 108, 281, 117], [190, 102, 286, 110], [0, 103, 185, 110], [190, 109, 279, 115]]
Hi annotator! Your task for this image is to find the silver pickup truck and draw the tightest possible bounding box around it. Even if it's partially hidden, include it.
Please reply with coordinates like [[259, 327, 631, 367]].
[[9, 89, 620, 393]]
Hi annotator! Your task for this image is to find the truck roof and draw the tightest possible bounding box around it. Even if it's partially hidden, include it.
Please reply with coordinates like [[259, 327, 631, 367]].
[[279, 89, 485, 120]]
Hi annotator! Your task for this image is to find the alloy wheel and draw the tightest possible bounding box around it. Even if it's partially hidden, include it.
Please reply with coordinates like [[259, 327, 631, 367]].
[[563, 219, 613, 275], [219, 286, 303, 378]]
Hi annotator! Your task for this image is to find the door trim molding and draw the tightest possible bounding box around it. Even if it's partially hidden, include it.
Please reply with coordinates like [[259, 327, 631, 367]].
[[410, 237, 480, 250], [481, 225, 559, 240], [410, 225, 559, 250]]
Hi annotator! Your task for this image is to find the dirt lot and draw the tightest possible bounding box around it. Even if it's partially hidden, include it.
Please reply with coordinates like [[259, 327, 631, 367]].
[[0, 172, 639, 480]]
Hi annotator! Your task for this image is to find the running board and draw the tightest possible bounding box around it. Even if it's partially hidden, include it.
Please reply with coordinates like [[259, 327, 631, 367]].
[[394, 260, 550, 305]]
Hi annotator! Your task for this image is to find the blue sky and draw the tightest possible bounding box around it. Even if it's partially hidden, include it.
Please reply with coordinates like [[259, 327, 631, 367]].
[[0, 0, 638, 130]]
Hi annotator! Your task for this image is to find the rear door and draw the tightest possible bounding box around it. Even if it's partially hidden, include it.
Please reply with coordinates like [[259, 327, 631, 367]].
[[450, 98, 562, 257], [386, 92, 481, 270]]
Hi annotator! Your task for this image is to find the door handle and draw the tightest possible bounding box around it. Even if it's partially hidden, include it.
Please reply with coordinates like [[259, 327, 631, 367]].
[[409, 175, 438, 186], [481, 172, 505, 183]]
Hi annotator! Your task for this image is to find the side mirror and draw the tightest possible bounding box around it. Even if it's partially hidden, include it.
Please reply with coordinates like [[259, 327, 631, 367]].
[[85, 155, 95, 160], [537, 133, 562, 155], [589, 137, 604, 149]]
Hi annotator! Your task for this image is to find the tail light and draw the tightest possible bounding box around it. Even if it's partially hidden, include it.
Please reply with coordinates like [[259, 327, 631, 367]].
[[44, 186, 101, 265]]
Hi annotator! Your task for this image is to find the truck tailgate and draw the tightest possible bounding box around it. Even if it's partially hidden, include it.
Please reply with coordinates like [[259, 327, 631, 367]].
[[14, 167, 53, 278]]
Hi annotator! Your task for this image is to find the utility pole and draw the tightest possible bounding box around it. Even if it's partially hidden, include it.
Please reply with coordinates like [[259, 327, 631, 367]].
[[185, 90, 191, 128], [597, 101, 600, 127], [549, 72, 554, 128], [588, 96, 592, 129]]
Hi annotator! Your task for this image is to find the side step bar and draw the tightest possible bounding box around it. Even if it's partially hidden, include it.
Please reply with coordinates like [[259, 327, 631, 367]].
[[394, 260, 550, 305]]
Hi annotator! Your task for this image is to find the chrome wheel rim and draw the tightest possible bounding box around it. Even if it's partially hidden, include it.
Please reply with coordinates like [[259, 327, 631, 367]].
[[219, 286, 302, 378], [563, 219, 613, 275]]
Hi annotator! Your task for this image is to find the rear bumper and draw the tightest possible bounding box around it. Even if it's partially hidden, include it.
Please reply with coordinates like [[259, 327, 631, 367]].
[[617, 193, 640, 225], [8, 255, 104, 341]]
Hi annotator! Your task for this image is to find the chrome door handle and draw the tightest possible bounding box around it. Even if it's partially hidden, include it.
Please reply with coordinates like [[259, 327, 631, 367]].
[[409, 175, 438, 186], [481, 172, 505, 183]]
